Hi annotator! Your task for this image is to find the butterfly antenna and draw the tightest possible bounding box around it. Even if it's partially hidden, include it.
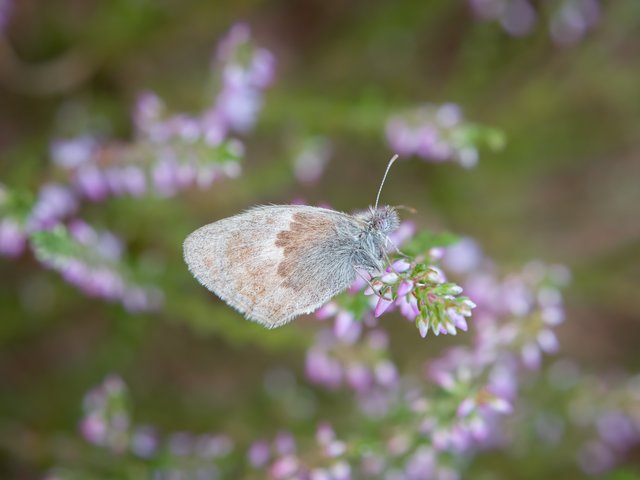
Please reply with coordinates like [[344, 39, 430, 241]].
[[374, 154, 399, 210]]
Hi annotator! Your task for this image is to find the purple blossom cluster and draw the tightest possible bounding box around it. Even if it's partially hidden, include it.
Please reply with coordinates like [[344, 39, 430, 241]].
[[305, 328, 398, 392], [385, 104, 503, 168], [78, 375, 235, 476], [214, 23, 276, 133], [80, 375, 131, 453], [247, 424, 351, 479], [368, 258, 475, 338], [50, 24, 274, 201], [32, 221, 162, 312], [468, 0, 601, 46], [536, 360, 640, 476]]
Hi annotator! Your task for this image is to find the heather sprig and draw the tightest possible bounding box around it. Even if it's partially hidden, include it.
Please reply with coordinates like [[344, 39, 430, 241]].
[[385, 103, 504, 168], [52, 23, 274, 201], [31, 222, 162, 312], [367, 259, 475, 338], [468, 0, 601, 46], [319, 226, 473, 340]]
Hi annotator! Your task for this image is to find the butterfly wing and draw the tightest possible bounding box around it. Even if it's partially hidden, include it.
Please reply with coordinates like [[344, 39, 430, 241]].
[[183, 205, 360, 328]]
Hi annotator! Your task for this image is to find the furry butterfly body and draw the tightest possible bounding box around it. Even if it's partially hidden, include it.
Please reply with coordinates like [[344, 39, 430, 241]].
[[183, 204, 399, 328]]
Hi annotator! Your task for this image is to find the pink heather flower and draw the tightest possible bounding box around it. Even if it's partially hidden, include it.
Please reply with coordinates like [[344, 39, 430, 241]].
[[80, 413, 107, 445], [315, 302, 339, 320], [417, 319, 429, 338], [437, 467, 461, 480], [521, 342, 542, 370], [469, 415, 490, 441], [596, 411, 637, 449], [429, 368, 456, 391], [387, 432, 411, 457], [364, 279, 383, 296], [275, 431, 296, 455], [86, 268, 125, 299], [134, 92, 165, 136], [29, 183, 78, 230], [577, 440, 616, 476], [334, 311, 355, 339], [550, 0, 600, 47], [500, 0, 537, 37], [316, 423, 335, 446], [0, 218, 26, 257], [75, 165, 109, 201], [152, 159, 180, 197], [537, 329, 559, 354], [380, 272, 399, 284], [196, 434, 233, 458], [325, 440, 346, 457], [542, 306, 565, 325], [68, 219, 96, 244], [217, 85, 261, 133], [251, 49, 276, 88], [443, 237, 483, 274], [123, 287, 163, 312], [447, 308, 468, 331], [310, 469, 332, 480], [489, 363, 519, 400], [426, 267, 446, 284], [431, 428, 450, 451], [305, 349, 342, 388], [130, 426, 158, 458], [270, 455, 299, 479], [488, 397, 512, 414], [397, 279, 414, 297], [405, 446, 436, 479], [330, 461, 351, 480], [51, 136, 97, 169], [468, 0, 504, 20], [374, 292, 394, 318], [397, 294, 420, 320], [391, 259, 411, 272], [122, 166, 147, 196], [457, 398, 476, 417], [248, 440, 271, 467], [216, 23, 250, 62], [345, 363, 372, 392], [388, 220, 415, 247], [436, 103, 462, 127], [374, 360, 398, 387]]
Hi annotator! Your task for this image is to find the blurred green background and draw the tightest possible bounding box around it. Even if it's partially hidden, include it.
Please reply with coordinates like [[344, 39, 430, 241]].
[[1, 0, 640, 477]]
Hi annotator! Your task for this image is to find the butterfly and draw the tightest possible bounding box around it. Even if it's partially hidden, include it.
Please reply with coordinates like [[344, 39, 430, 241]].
[[183, 155, 400, 329]]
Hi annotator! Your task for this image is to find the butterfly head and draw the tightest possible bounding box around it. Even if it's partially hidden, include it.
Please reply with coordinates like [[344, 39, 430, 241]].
[[362, 205, 400, 236], [351, 206, 400, 273]]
